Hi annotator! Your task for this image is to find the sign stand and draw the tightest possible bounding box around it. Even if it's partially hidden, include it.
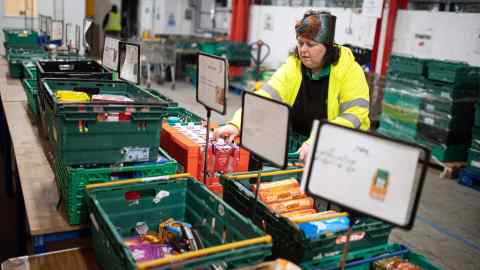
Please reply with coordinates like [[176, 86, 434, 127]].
[[302, 120, 430, 269], [196, 53, 228, 184], [202, 108, 212, 183], [338, 211, 359, 269], [250, 159, 264, 220]]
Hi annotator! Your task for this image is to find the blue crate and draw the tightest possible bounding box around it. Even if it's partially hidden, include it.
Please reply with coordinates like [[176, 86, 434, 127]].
[[457, 168, 480, 192]]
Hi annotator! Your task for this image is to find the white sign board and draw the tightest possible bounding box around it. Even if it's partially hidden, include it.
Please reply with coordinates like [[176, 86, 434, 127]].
[[196, 53, 227, 115], [102, 36, 120, 71], [240, 92, 290, 168], [39, 15, 48, 33], [51, 20, 63, 41], [65, 23, 74, 48], [119, 42, 140, 84], [303, 121, 429, 229], [47, 17, 52, 37]]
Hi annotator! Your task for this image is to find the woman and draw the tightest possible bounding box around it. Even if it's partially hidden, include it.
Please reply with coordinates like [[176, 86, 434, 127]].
[[214, 10, 370, 160]]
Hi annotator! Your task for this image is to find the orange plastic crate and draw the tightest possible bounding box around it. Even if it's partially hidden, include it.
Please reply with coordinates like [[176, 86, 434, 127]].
[[160, 123, 250, 182]]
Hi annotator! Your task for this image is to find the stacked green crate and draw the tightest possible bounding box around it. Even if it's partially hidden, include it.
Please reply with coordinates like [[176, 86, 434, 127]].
[[416, 61, 479, 162], [467, 106, 480, 173], [54, 147, 178, 225], [378, 55, 479, 162], [21, 79, 39, 116], [3, 28, 39, 51], [377, 69, 426, 143], [41, 79, 167, 166], [6, 47, 47, 78], [199, 41, 251, 66]]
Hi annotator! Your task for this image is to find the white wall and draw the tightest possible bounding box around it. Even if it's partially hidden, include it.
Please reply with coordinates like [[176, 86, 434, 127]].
[[138, 0, 193, 36], [64, 0, 86, 54], [0, 0, 86, 55], [248, 5, 378, 69], [392, 10, 480, 66]]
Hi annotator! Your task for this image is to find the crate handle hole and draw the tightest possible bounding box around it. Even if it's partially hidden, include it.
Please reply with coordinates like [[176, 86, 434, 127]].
[[124, 189, 156, 201]]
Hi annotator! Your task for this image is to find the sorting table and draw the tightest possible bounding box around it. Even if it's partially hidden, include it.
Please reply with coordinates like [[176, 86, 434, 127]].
[[0, 58, 89, 254]]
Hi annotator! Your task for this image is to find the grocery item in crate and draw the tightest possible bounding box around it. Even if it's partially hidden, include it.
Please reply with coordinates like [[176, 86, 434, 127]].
[[55, 90, 90, 103], [287, 210, 339, 222], [267, 197, 315, 214], [281, 209, 318, 218], [123, 218, 202, 263], [252, 178, 300, 191], [297, 216, 350, 240], [374, 256, 422, 270], [124, 237, 175, 262], [172, 123, 242, 178], [92, 94, 135, 103], [259, 183, 305, 204]]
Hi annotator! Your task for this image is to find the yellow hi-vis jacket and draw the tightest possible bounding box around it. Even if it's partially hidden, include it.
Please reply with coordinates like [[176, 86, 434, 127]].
[[105, 11, 122, 32], [229, 45, 370, 144]]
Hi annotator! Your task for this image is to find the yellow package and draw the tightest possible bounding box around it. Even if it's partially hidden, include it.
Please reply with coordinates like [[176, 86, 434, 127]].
[[55, 90, 90, 103]]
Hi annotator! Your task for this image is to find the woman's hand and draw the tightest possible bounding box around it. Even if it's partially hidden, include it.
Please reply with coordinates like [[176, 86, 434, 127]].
[[213, 124, 239, 142], [298, 142, 311, 161]]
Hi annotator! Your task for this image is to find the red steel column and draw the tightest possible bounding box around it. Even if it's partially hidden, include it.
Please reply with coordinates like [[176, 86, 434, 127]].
[[229, 0, 250, 42], [380, 0, 408, 75]]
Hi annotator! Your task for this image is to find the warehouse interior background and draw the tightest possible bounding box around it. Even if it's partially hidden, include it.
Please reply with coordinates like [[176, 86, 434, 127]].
[[0, 0, 479, 269]]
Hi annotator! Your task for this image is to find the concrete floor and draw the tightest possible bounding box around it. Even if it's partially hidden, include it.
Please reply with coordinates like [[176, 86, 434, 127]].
[[151, 80, 480, 270]]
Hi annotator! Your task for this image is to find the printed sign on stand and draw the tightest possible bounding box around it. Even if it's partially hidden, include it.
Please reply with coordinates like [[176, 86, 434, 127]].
[[302, 121, 430, 229], [119, 42, 141, 85], [196, 53, 228, 115], [51, 20, 64, 41], [102, 36, 120, 71]]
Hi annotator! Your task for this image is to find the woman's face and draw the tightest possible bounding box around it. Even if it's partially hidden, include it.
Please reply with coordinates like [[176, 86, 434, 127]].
[[297, 37, 327, 71]]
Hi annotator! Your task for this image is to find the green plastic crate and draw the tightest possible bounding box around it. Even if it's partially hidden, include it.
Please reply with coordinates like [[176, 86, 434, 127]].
[[22, 62, 37, 80], [423, 79, 478, 101], [301, 243, 442, 270], [86, 177, 272, 270], [387, 71, 478, 101], [427, 60, 480, 88], [475, 103, 480, 127], [7, 50, 47, 78], [421, 98, 476, 117], [142, 88, 179, 107], [416, 139, 467, 162], [418, 107, 474, 132], [162, 107, 204, 124], [468, 149, 480, 171], [383, 86, 424, 110], [382, 103, 419, 125], [36, 60, 114, 140], [8, 60, 23, 78], [221, 170, 392, 263], [388, 54, 427, 76], [3, 28, 39, 46], [42, 78, 170, 165], [22, 79, 39, 116], [199, 41, 251, 64], [471, 127, 480, 152], [378, 116, 417, 143], [8, 51, 41, 78], [55, 147, 178, 225]]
